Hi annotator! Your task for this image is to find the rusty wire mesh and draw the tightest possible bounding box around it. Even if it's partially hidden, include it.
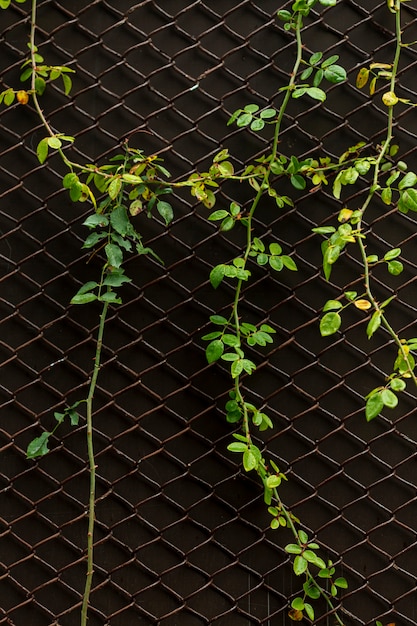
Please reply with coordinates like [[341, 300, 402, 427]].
[[1, 1, 417, 624]]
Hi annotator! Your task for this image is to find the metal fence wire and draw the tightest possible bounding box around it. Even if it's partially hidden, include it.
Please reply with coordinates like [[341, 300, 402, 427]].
[[1, 1, 417, 624]]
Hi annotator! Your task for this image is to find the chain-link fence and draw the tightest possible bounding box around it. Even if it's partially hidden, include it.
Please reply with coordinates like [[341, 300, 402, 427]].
[[1, 1, 417, 624]]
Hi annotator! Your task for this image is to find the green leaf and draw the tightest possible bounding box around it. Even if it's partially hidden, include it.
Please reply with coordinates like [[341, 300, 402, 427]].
[[76, 281, 99, 295], [265, 475, 281, 488], [70, 293, 98, 305], [313, 68, 324, 87], [303, 550, 326, 569], [304, 603, 314, 621], [277, 9, 292, 21], [108, 177, 122, 200], [305, 87, 326, 102], [324, 64, 346, 84], [222, 334, 240, 347], [110, 206, 131, 236], [99, 291, 122, 304], [301, 67, 314, 80], [398, 171, 417, 189], [390, 378, 406, 392], [26, 431, 51, 459], [63, 172, 79, 189], [61, 73, 72, 95], [260, 108, 276, 119], [269, 242, 282, 255], [2, 89, 15, 105], [105, 243, 123, 268], [290, 174, 306, 190], [366, 311, 381, 339], [381, 388, 398, 408], [365, 391, 384, 421], [324, 244, 341, 266], [293, 555, 308, 576], [206, 339, 224, 363], [236, 112, 252, 127], [69, 181, 84, 202], [82, 232, 107, 249], [334, 577, 348, 589], [83, 213, 109, 228], [210, 264, 226, 289], [227, 442, 247, 453], [320, 312, 341, 337], [54, 412, 65, 424], [285, 543, 303, 555], [298, 529, 308, 543], [387, 260, 403, 275], [231, 359, 244, 378], [399, 188, 417, 212], [157, 200, 174, 225], [257, 253, 268, 266], [67, 409, 79, 426], [309, 51, 323, 65], [210, 314, 228, 325], [281, 255, 297, 271], [36, 138, 49, 164], [323, 299, 343, 312], [344, 291, 357, 301], [47, 136, 62, 150], [321, 54, 339, 68], [312, 226, 335, 235], [269, 256, 283, 271], [250, 118, 265, 132], [208, 210, 229, 221], [243, 448, 258, 471], [291, 597, 305, 611], [241, 358, 256, 375], [35, 76, 46, 95], [384, 247, 401, 261], [304, 581, 321, 599], [102, 272, 132, 287], [202, 331, 222, 341]]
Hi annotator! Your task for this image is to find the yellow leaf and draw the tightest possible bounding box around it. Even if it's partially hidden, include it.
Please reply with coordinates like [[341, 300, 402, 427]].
[[354, 299, 372, 310], [356, 68, 369, 89], [288, 609, 303, 622], [338, 208, 353, 222], [16, 90, 29, 105], [382, 91, 398, 107], [370, 62, 392, 70]]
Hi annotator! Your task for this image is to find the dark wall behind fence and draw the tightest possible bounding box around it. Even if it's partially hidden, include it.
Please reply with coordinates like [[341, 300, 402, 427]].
[[1, 1, 417, 625]]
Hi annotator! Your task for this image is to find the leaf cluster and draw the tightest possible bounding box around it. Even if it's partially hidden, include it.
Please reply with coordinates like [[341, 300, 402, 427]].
[[0, 0, 26, 9], [185, 149, 234, 208], [285, 530, 347, 622], [277, 0, 336, 32], [26, 401, 83, 458], [21, 46, 75, 96]]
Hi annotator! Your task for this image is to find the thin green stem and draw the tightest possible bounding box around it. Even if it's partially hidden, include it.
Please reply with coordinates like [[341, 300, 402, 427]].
[[229, 12, 345, 622], [29, 0, 73, 169], [81, 296, 110, 626], [232, 11, 304, 416], [357, 0, 417, 385]]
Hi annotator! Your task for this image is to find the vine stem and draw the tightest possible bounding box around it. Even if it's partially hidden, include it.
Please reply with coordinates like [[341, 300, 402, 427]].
[[233, 11, 304, 436], [228, 11, 345, 624], [356, 0, 417, 387], [81, 297, 109, 626]]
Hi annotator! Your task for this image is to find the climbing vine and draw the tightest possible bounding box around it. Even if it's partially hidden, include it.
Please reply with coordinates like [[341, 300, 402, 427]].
[[1, 0, 415, 624]]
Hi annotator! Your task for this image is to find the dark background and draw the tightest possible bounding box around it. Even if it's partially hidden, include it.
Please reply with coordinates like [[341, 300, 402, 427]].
[[1, 1, 417, 624]]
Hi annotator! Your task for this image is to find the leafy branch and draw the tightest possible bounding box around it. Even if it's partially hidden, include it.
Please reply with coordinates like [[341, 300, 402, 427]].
[[202, 1, 348, 622], [316, 0, 417, 421]]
